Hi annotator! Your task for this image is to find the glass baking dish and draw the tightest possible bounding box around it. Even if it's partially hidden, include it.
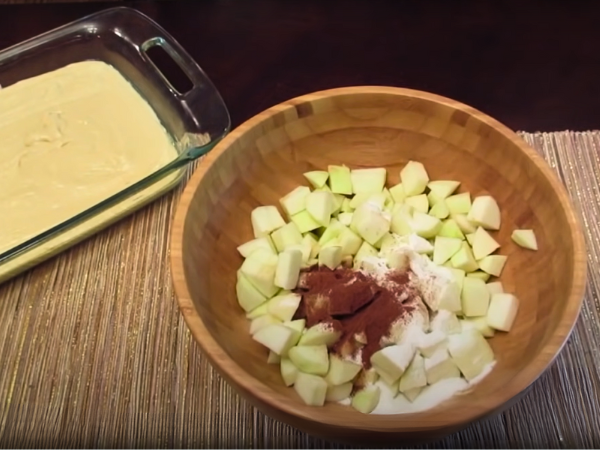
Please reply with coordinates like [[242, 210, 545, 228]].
[[0, 7, 230, 284]]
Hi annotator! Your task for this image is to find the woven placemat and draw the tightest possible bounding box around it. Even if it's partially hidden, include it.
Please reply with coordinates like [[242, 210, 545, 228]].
[[0, 131, 599, 449]]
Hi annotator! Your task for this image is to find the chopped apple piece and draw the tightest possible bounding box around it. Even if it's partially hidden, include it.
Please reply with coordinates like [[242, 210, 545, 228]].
[[426, 190, 444, 207], [280, 358, 299, 386], [451, 214, 477, 234], [450, 242, 478, 273], [390, 204, 414, 236], [267, 292, 301, 322], [240, 249, 280, 297], [445, 193, 471, 215], [427, 180, 460, 198], [251, 205, 286, 238], [246, 301, 268, 319], [318, 219, 346, 245], [511, 229, 538, 250], [472, 227, 500, 260], [250, 314, 281, 335], [271, 222, 303, 252], [237, 236, 276, 258], [382, 187, 394, 205], [354, 241, 378, 265], [438, 219, 466, 240], [386, 250, 410, 272], [400, 160, 429, 196], [448, 328, 495, 381], [331, 194, 345, 214], [284, 319, 306, 334], [288, 344, 330, 376], [291, 210, 321, 233], [431, 310, 461, 335], [268, 351, 281, 364], [405, 194, 429, 214], [326, 382, 353, 403], [399, 354, 427, 393], [370, 343, 416, 384], [253, 323, 300, 355], [275, 248, 302, 290], [424, 347, 461, 384], [460, 317, 495, 338], [294, 372, 328, 406], [236, 271, 268, 312], [303, 170, 329, 189], [411, 211, 442, 238], [338, 212, 353, 227], [328, 165, 353, 195], [465, 233, 475, 245], [340, 197, 353, 213], [325, 355, 362, 386], [351, 385, 381, 414], [417, 330, 448, 358], [433, 236, 463, 265], [403, 387, 422, 403], [429, 200, 450, 219], [299, 323, 341, 347], [280, 186, 311, 217], [389, 183, 406, 203], [461, 277, 490, 317], [486, 281, 504, 296], [468, 195, 501, 230], [447, 267, 466, 292], [338, 228, 363, 257], [479, 255, 508, 277], [350, 168, 387, 194], [306, 191, 335, 226], [487, 293, 519, 332], [348, 192, 370, 209], [351, 203, 391, 245], [318, 245, 342, 270], [466, 270, 491, 282], [365, 193, 388, 210]]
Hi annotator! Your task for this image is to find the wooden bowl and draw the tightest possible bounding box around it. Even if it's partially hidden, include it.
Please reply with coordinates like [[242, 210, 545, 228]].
[[170, 86, 587, 445]]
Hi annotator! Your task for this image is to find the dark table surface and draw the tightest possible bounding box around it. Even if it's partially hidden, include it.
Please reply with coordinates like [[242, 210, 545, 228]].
[[1, 0, 600, 132]]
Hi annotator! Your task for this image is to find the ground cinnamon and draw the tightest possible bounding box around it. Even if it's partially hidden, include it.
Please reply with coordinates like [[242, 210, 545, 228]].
[[292, 265, 419, 368]]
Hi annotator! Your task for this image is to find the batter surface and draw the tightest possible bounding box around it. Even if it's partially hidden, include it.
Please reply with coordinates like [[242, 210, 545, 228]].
[[0, 61, 178, 255]]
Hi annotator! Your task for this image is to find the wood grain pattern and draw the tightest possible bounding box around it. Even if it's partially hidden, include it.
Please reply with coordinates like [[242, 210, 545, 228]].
[[169, 87, 587, 445], [0, 130, 598, 448]]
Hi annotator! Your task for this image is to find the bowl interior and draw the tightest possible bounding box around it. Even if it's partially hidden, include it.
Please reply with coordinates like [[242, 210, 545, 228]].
[[171, 87, 585, 435]]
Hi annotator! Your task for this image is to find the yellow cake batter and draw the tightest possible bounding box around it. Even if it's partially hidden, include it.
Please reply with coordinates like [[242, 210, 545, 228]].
[[0, 60, 179, 255]]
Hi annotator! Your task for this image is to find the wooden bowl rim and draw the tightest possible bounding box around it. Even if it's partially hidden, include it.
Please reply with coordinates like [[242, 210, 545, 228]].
[[170, 86, 587, 432]]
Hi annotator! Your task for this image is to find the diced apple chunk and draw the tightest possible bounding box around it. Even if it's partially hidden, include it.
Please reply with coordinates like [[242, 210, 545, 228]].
[[389, 183, 406, 203], [461, 277, 490, 317], [411, 211, 441, 238], [275, 248, 302, 290], [479, 255, 508, 277], [448, 329, 495, 381], [465, 233, 475, 246], [417, 330, 448, 358], [280, 358, 299, 386], [236, 272, 268, 312], [466, 270, 490, 282], [299, 325, 341, 348], [288, 344, 330, 376], [472, 227, 501, 260], [338, 212, 354, 226], [433, 236, 463, 265], [284, 319, 306, 334], [430, 310, 461, 335], [351, 385, 381, 414], [511, 229, 538, 250], [280, 186, 311, 217], [240, 249, 279, 297], [237, 236, 276, 258], [429, 200, 450, 219], [450, 242, 478, 273], [460, 317, 495, 338], [294, 372, 328, 406], [351, 203, 391, 245], [338, 228, 363, 257], [318, 245, 342, 270], [271, 222, 303, 253], [424, 348, 461, 384], [303, 170, 329, 189], [427, 180, 460, 198], [350, 168, 387, 194], [318, 219, 346, 245], [405, 194, 429, 214], [354, 241, 378, 265], [325, 355, 362, 386], [486, 281, 504, 296], [326, 382, 353, 403], [487, 293, 519, 332], [306, 191, 335, 226], [370, 343, 415, 384], [438, 219, 465, 240], [250, 314, 281, 335], [399, 353, 427, 393], [400, 160, 429, 196], [403, 387, 422, 403], [251, 205, 286, 237], [390, 205, 413, 236], [328, 165, 353, 195], [445, 193, 471, 215], [468, 195, 501, 230], [253, 323, 300, 356], [267, 292, 301, 321], [291, 210, 321, 233], [246, 301, 268, 319], [452, 214, 477, 234]]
